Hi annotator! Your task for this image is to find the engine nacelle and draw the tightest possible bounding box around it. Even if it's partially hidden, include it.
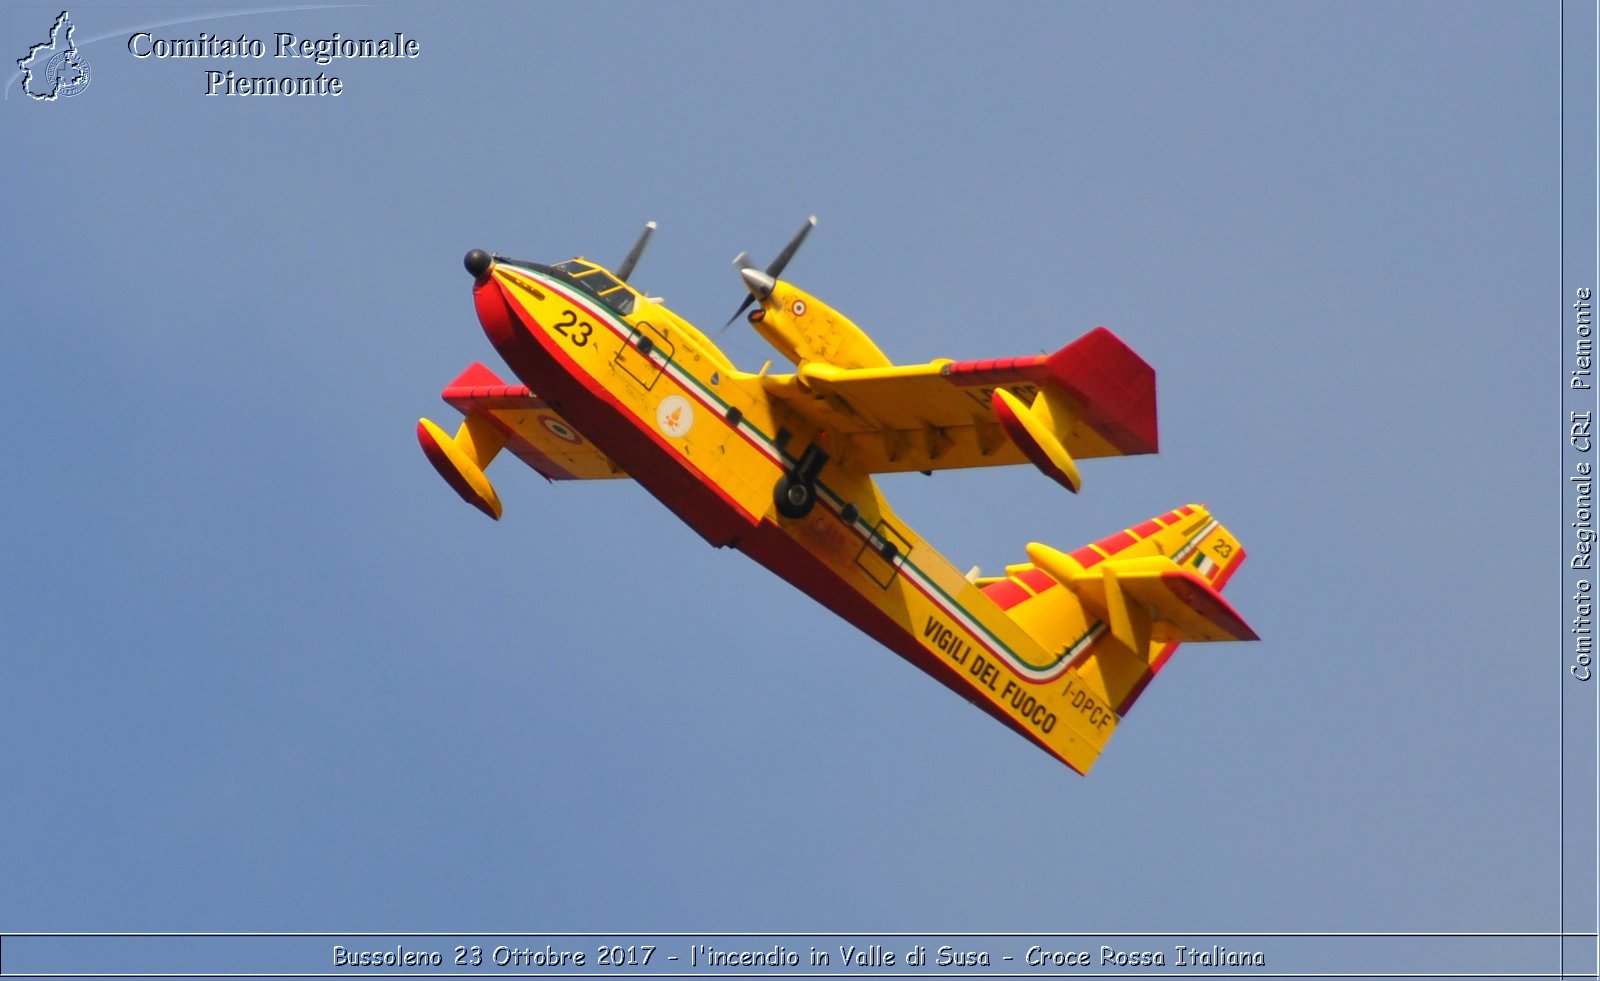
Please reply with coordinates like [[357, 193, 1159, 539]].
[[751, 280, 893, 370]]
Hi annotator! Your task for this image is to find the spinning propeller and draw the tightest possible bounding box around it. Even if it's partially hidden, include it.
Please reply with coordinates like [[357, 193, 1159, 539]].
[[724, 216, 817, 329], [615, 221, 656, 283]]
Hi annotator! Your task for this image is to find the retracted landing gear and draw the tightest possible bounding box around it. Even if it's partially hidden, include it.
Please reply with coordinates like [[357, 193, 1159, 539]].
[[774, 442, 829, 519]]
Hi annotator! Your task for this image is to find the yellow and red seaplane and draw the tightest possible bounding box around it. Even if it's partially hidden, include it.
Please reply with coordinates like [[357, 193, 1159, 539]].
[[417, 219, 1257, 774]]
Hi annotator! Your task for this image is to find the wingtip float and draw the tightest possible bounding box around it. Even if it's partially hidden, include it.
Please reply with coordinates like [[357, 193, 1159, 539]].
[[416, 417, 503, 520], [415, 220, 1255, 775]]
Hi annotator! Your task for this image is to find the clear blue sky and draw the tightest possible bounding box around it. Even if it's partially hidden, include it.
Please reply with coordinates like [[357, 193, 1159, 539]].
[[0, 0, 1579, 957]]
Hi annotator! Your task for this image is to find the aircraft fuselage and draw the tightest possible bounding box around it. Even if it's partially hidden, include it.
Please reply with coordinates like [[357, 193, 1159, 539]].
[[468, 256, 1128, 772]]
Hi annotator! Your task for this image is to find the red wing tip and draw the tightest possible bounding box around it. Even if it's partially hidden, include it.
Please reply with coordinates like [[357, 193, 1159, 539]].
[[1045, 328, 1159, 456], [446, 362, 509, 389], [441, 359, 536, 411]]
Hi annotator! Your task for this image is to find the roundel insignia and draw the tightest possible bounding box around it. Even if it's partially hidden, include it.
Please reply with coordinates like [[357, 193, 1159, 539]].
[[656, 395, 694, 438], [791, 299, 807, 316], [539, 415, 583, 444]]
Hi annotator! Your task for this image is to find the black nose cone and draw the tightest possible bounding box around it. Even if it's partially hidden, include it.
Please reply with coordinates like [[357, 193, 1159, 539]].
[[464, 249, 492, 279]]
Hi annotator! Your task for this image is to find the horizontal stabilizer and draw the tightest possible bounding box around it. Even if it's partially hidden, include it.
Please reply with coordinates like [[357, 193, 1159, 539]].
[[1113, 562, 1258, 642], [1026, 548, 1258, 645], [983, 504, 1254, 725]]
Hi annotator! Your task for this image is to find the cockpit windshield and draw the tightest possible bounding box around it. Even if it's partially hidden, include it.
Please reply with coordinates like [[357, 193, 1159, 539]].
[[551, 259, 636, 315]]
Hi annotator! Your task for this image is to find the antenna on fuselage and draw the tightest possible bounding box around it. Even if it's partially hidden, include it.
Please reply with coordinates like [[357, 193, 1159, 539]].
[[723, 216, 816, 329], [616, 220, 656, 283]]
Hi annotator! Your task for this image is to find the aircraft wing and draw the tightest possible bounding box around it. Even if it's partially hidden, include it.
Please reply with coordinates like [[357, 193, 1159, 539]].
[[759, 327, 1157, 476], [435, 362, 626, 482]]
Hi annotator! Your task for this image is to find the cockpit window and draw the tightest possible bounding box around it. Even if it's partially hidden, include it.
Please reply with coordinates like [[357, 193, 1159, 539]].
[[574, 268, 622, 293], [549, 260, 636, 315], [599, 288, 636, 315]]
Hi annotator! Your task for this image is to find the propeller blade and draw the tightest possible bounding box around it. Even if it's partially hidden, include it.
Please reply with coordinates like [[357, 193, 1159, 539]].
[[723, 218, 817, 330], [765, 215, 816, 279], [723, 251, 759, 329], [724, 293, 757, 330], [615, 220, 656, 282]]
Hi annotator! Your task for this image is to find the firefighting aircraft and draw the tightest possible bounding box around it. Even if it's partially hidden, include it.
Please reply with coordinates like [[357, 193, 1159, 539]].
[[417, 219, 1257, 774]]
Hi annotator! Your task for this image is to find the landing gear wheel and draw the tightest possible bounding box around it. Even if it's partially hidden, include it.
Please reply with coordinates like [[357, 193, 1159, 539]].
[[774, 473, 816, 519], [774, 440, 829, 520]]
